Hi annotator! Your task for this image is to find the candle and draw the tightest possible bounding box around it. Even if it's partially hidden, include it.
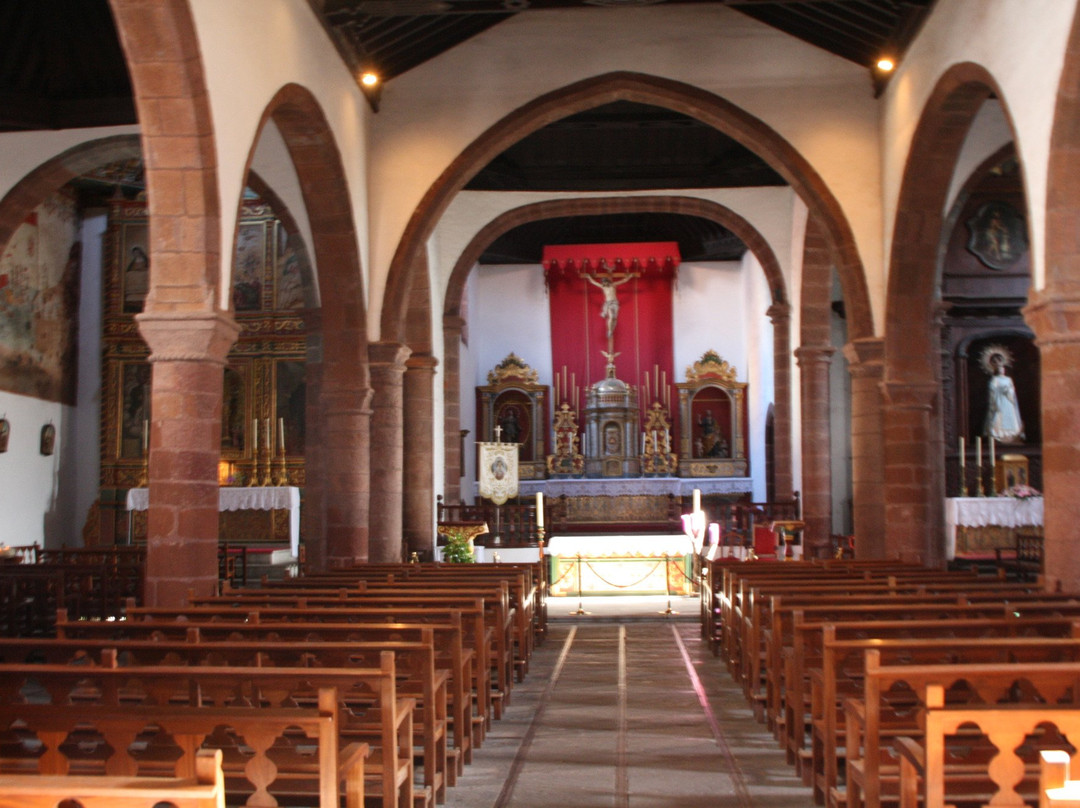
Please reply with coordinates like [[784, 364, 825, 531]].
[[142, 420, 148, 453], [693, 488, 701, 513], [252, 419, 258, 452], [279, 418, 286, 454], [989, 437, 995, 471], [536, 492, 544, 528], [975, 436, 981, 470], [264, 419, 271, 451], [959, 436, 965, 468]]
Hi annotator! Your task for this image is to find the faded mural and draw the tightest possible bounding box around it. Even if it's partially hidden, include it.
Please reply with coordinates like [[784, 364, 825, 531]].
[[0, 191, 80, 404]]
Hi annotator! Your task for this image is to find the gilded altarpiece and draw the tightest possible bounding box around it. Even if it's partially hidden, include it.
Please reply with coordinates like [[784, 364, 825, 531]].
[[99, 198, 310, 544], [676, 351, 748, 479], [477, 354, 549, 482]]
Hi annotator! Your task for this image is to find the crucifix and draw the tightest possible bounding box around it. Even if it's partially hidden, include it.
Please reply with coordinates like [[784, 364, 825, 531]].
[[494, 424, 502, 443], [584, 271, 636, 353]]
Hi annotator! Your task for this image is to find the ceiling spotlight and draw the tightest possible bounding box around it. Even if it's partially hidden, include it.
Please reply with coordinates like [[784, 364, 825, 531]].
[[876, 57, 895, 72], [359, 70, 382, 112]]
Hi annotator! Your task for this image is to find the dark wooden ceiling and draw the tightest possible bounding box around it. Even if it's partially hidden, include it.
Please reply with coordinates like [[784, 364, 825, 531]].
[[4, 0, 934, 264]]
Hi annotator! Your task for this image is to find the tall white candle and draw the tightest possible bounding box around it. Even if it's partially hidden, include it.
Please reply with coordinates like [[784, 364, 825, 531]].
[[279, 418, 286, 454], [959, 436, 965, 468], [142, 420, 148, 453], [975, 436, 981, 471], [536, 492, 544, 528], [252, 419, 258, 451], [989, 437, 995, 470], [693, 488, 701, 513]]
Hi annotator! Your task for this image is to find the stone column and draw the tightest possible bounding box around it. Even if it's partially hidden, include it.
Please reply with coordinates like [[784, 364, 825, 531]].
[[1024, 289, 1080, 591], [881, 380, 940, 565], [844, 337, 886, 558], [795, 344, 835, 557], [300, 310, 326, 571], [404, 354, 438, 559], [368, 342, 411, 563], [767, 303, 795, 500], [442, 316, 465, 504], [137, 311, 239, 606]]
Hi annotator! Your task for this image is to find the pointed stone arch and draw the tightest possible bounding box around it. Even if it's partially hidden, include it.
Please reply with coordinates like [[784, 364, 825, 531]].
[[1033, 2, 1080, 590], [242, 83, 371, 568], [883, 62, 1019, 564], [383, 71, 874, 347], [440, 195, 795, 503]]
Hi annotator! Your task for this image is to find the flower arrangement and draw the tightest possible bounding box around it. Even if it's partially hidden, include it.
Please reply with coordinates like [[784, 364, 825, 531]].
[[1003, 484, 1040, 499], [441, 530, 476, 564]]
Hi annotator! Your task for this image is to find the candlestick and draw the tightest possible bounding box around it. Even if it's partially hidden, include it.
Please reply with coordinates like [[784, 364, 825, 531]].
[[536, 492, 544, 528], [975, 436, 983, 496]]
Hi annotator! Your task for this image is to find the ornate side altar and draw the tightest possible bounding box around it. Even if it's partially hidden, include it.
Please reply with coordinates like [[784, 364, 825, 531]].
[[677, 351, 748, 478]]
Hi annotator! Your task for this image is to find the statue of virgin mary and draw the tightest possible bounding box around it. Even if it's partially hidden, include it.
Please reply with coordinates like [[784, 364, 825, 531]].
[[981, 345, 1024, 444]]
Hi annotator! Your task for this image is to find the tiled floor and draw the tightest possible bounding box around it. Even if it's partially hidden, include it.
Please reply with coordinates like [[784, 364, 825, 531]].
[[442, 595, 817, 807]]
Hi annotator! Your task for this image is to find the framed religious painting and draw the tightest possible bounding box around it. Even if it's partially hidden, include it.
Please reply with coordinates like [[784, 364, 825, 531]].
[[120, 222, 150, 314], [221, 362, 252, 456], [232, 222, 266, 312], [117, 361, 151, 459]]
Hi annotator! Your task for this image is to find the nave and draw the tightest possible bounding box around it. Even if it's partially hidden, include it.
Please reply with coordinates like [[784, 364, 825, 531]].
[[445, 596, 811, 808]]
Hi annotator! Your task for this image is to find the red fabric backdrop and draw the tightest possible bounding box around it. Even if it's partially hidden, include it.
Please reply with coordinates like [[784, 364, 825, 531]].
[[543, 243, 679, 437]]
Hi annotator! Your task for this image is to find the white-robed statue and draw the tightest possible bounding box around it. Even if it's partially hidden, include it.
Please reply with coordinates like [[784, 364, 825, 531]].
[[981, 345, 1024, 443]]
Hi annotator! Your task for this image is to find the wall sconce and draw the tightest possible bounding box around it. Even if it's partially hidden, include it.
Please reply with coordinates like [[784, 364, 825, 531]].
[[360, 70, 382, 112]]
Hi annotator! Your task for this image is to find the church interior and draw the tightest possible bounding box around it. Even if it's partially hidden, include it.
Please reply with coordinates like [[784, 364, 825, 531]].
[[1, 0, 1080, 806]]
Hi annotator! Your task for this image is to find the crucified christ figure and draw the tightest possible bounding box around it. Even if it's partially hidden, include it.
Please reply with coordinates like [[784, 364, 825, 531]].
[[585, 273, 634, 342]]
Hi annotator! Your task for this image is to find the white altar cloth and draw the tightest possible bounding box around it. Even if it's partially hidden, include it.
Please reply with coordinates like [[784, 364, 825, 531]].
[[126, 487, 301, 557], [545, 534, 694, 557], [944, 496, 1043, 559]]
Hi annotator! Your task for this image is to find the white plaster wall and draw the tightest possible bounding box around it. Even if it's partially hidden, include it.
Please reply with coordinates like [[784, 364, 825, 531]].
[[187, 0, 370, 305], [369, 5, 883, 341], [744, 252, 776, 502], [881, 0, 1074, 291], [73, 212, 107, 547], [250, 121, 320, 306], [945, 100, 1013, 213], [0, 126, 139, 201], [471, 264, 554, 389], [673, 261, 747, 376]]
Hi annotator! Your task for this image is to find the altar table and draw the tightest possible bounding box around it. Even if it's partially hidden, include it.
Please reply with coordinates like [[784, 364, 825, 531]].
[[126, 487, 301, 557], [545, 534, 695, 596], [944, 496, 1043, 559]]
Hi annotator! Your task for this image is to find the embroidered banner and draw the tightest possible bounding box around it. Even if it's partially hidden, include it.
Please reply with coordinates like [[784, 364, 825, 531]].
[[478, 441, 520, 505]]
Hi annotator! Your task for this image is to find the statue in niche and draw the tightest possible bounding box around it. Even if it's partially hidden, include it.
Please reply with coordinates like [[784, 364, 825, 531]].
[[980, 344, 1024, 444]]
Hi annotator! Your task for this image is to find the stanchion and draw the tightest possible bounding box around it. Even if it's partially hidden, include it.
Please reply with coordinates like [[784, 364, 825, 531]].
[[659, 552, 677, 616], [573, 552, 589, 615]]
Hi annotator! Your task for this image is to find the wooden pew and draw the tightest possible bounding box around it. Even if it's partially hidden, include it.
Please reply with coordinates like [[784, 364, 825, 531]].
[[0, 691, 366, 808], [894, 691, 1080, 808], [0, 747, 225, 808], [809, 631, 1080, 807], [0, 655, 412, 808], [0, 634, 447, 804], [55, 611, 478, 769], [844, 654, 1080, 808], [123, 600, 500, 728]]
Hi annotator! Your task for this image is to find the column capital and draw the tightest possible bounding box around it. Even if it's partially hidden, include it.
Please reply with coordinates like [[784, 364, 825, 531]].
[[794, 344, 836, 368], [1024, 288, 1080, 347], [136, 310, 239, 365], [443, 314, 467, 335], [843, 336, 885, 377], [406, 353, 439, 372], [880, 380, 937, 410], [368, 341, 412, 371], [766, 301, 791, 325]]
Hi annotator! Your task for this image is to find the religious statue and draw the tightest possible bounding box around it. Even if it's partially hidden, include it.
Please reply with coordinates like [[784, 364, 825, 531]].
[[498, 407, 521, 444], [981, 345, 1024, 443], [585, 273, 634, 342], [697, 408, 729, 457]]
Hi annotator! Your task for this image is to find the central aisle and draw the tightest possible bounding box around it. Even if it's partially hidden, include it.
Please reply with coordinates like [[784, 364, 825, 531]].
[[445, 610, 816, 807]]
